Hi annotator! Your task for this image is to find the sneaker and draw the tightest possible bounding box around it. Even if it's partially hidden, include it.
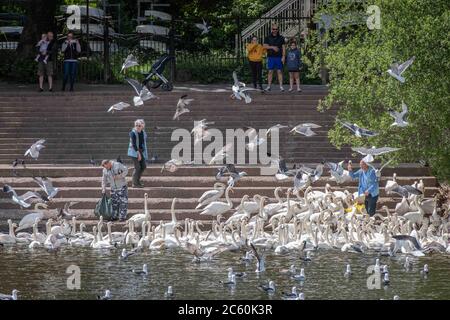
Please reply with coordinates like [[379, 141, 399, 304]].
[[297, 88, 302, 92], [288, 88, 293, 92], [132, 184, 144, 188], [49, 88, 53, 92], [265, 86, 271, 91], [279, 86, 285, 92]]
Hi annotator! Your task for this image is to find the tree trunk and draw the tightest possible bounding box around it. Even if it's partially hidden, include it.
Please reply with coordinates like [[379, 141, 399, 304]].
[[16, 0, 59, 59]]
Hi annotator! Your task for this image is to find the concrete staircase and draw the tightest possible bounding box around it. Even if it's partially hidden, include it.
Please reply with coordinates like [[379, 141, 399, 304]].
[[0, 86, 438, 230]]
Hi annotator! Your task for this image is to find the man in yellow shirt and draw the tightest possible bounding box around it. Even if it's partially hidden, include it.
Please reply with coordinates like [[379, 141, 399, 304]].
[[246, 36, 265, 90]]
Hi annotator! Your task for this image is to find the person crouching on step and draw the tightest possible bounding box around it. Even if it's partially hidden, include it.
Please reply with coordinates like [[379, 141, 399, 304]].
[[101, 159, 128, 221]]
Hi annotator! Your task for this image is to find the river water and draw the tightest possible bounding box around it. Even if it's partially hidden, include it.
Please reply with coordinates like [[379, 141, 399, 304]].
[[0, 246, 449, 300]]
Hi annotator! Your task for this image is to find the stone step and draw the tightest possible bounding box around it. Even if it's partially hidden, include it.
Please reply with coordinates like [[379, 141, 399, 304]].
[[0, 186, 438, 199], [0, 176, 437, 188], [0, 165, 432, 177]]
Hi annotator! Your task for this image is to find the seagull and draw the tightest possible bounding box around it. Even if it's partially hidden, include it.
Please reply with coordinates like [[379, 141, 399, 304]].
[[33, 176, 59, 200], [231, 72, 261, 103], [191, 119, 214, 145], [125, 77, 158, 106], [383, 273, 390, 285], [184, 241, 228, 263], [294, 170, 311, 191], [337, 120, 378, 138], [24, 139, 46, 159], [173, 95, 193, 120], [250, 242, 265, 273], [274, 157, 296, 181], [222, 164, 247, 187], [220, 274, 236, 286], [0, 289, 19, 300], [97, 289, 111, 300], [391, 235, 422, 253], [389, 185, 422, 198], [351, 146, 400, 163], [227, 267, 247, 278], [195, 18, 212, 35], [57, 202, 78, 220], [246, 128, 266, 151], [164, 286, 174, 298], [2, 185, 46, 208], [367, 160, 393, 178], [161, 159, 193, 173], [325, 160, 351, 183], [290, 123, 321, 137], [282, 286, 300, 300], [258, 281, 276, 294], [291, 268, 306, 281], [108, 102, 131, 113], [121, 54, 139, 72], [299, 163, 324, 183], [387, 56, 415, 83], [389, 101, 409, 127], [209, 143, 232, 164], [132, 264, 148, 275], [344, 264, 352, 277], [420, 264, 429, 276], [120, 248, 137, 260], [266, 124, 289, 137]]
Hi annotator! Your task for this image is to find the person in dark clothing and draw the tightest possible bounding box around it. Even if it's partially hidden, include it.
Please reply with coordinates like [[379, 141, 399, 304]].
[[286, 39, 302, 92], [61, 32, 81, 91], [37, 31, 57, 92], [263, 23, 286, 92], [127, 119, 148, 188]]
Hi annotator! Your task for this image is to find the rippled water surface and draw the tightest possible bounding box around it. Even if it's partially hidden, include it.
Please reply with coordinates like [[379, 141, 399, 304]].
[[1, 246, 449, 300]]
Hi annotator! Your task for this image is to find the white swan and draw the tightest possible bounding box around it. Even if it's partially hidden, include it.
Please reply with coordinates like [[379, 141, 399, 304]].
[[0, 219, 16, 245], [16, 203, 48, 232], [155, 198, 178, 235], [196, 183, 226, 209], [200, 186, 234, 218], [127, 193, 151, 228]]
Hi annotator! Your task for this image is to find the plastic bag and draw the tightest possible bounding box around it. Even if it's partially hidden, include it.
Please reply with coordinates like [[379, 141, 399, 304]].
[[94, 193, 114, 221]]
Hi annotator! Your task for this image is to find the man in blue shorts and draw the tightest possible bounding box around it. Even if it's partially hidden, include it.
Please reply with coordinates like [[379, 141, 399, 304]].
[[263, 23, 286, 92]]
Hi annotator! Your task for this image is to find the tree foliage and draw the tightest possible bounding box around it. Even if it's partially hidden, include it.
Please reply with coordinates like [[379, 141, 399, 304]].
[[308, 0, 450, 181]]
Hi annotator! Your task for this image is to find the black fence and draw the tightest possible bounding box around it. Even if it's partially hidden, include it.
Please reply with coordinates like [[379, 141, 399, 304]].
[[1, 13, 321, 85]]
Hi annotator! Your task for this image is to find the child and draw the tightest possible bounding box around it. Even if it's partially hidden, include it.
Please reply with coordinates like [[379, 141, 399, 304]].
[[286, 39, 302, 92], [246, 36, 266, 90], [35, 33, 49, 64]]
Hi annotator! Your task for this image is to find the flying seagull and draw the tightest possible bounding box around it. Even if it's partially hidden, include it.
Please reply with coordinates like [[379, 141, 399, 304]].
[[387, 56, 415, 83], [33, 176, 59, 200], [161, 159, 193, 173], [195, 18, 212, 35], [231, 72, 261, 104], [389, 185, 422, 198], [299, 163, 324, 183], [266, 124, 289, 137], [290, 123, 321, 137], [389, 101, 408, 127], [108, 102, 130, 113], [351, 146, 400, 163], [216, 164, 247, 187], [125, 77, 158, 106], [191, 119, 214, 145], [184, 241, 228, 263], [173, 95, 194, 120], [121, 54, 139, 73], [209, 143, 232, 164], [2, 185, 46, 208], [337, 120, 378, 138], [246, 128, 266, 151], [24, 139, 46, 159], [367, 160, 393, 178]]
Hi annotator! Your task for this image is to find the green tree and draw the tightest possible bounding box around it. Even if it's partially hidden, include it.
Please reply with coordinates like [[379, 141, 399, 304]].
[[309, 0, 450, 180]]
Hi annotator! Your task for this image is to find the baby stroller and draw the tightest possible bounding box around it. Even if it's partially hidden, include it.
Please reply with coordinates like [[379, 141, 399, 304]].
[[142, 54, 174, 91]]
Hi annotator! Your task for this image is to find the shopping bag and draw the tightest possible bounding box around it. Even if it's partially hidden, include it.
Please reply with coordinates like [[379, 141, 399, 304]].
[[94, 193, 114, 221]]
